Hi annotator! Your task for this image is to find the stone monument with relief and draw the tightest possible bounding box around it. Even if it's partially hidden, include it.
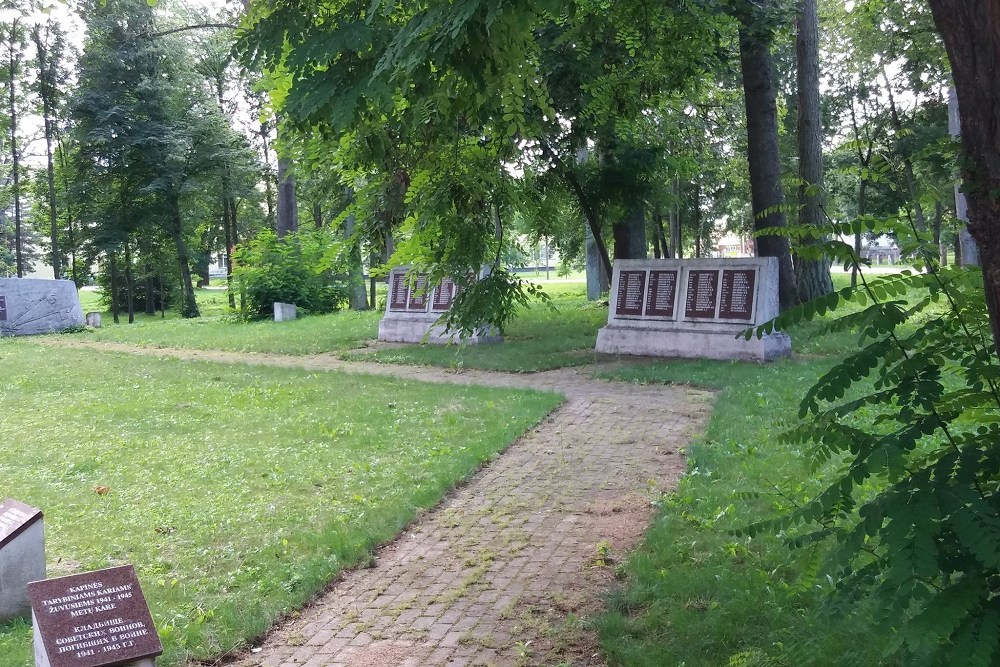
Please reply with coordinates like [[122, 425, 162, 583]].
[[595, 257, 791, 361], [378, 267, 500, 344], [0, 279, 84, 337], [28, 565, 163, 667], [0, 498, 45, 622]]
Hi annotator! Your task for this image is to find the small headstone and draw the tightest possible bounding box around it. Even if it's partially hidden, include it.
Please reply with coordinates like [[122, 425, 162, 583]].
[[0, 279, 84, 337], [85, 313, 102, 328], [273, 302, 297, 322], [28, 565, 163, 667], [0, 499, 45, 622]]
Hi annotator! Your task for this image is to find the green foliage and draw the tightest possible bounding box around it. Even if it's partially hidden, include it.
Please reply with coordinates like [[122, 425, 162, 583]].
[[231, 228, 349, 319], [748, 218, 1000, 664]]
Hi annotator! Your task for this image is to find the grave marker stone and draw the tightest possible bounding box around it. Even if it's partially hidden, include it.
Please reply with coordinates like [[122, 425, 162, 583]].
[[273, 302, 297, 322], [0, 499, 45, 622], [596, 258, 791, 361], [377, 267, 500, 344], [0, 279, 84, 337], [85, 313, 102, 328], [28, 565, 162, 667]]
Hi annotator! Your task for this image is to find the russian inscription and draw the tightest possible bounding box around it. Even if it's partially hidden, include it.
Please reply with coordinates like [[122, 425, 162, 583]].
[[406, 274, 429, 311], [614, 271, 647, 317], [719, 269, 756, 320], [432, 278, 456, 312], [388, 273, 408, 312], [644, 270, 678, 319], [684, 270, 719, 319], [28, 565, 163, 667], [0, 498, 41, 549]]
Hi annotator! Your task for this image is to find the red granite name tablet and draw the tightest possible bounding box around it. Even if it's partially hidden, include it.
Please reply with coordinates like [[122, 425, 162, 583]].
[[28, 565, 163, 667], [0, 498, 42, 549]]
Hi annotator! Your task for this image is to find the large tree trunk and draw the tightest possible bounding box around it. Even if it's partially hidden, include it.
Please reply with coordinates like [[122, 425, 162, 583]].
[[168, 195, 200, 318], [276, 156, 298, 238], [739, 23, 798, 311], [928, 0, 1000, 356], [795, 0, 834, 301], [344, 211, 368, 310], [613, 205, 648, 259], [7, 40, 23, 278]]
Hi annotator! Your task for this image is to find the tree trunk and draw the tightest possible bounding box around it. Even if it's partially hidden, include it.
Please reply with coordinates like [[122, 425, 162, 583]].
[[344, 212, 368, 310], [168, 195, 200, 318], [8, 43, 23, 278], [927, 0, 1000, 356], [110, 251, 120, 324], [739, 24, 798, 311], [124, 240, 135, 324], [260, 120, 276, 229], [276, 156, 298, 238], [144, 267, 155, 316], [795, 0, 834, 301], [613, 205, 647, 259]]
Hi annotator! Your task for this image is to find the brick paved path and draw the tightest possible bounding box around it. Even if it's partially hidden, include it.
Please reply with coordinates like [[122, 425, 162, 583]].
[[46, 342, 713, 667]]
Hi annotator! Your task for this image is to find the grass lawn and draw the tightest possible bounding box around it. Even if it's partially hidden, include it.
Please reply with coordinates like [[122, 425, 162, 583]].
[[0, 341, 561, 667], [345, 281, 609, 372]]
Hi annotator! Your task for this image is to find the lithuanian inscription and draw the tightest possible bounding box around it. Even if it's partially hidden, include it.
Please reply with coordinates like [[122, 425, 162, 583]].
[[684, 270, 719, 319], [28, 565, 163, 667], [645, 270, 678, 318], [0, 499, 41, 549], [615, 271, 647, 317], [389, 274, 408, 312], [719, 269, 756, 320]]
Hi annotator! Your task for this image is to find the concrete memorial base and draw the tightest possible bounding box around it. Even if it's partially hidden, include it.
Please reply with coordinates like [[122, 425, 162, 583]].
[[0, 500, 45, 622], [595, 258, 791, 362], [0, 279, 84, 337], [273, 302, 297, 322], [377, 267, 501, 345]]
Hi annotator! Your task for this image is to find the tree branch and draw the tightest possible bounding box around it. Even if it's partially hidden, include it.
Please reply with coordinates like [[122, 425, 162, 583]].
[[145, 23, 238, 39]]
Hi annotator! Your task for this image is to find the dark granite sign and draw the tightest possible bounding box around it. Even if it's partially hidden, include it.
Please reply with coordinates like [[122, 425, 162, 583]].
[[645, 270, 678, 319], [684, 270, 719, 319], [0, 499, 41, 549], [432, 278, 457, 312], [389, 274, 408, 312], [615, 271, 647, 317], [407, 274, 430, 310], [28, 565, 162, 667], [0, 295, 6, 321], [719, 269, 756, 320]]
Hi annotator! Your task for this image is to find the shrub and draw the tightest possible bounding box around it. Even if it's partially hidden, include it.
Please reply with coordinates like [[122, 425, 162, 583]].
[[231, 228, 349, 319]]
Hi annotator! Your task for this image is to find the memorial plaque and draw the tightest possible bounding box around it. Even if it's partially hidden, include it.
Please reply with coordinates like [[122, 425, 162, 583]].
[[0, 295, 6, 321], [407, 274, 430, 311], [684, 270, 719, 319], [719, 269, 757, 320], [28, 565, 162, 667], [0, 499, 42, 549], [644, 270, 678, 319], [614, 271, 647, 317], [388, 273, 409, 312], [432, 278, 457, 312]]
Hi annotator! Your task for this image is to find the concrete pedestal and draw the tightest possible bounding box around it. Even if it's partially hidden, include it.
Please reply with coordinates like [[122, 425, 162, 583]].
[[378, 315, 501, 345], [596, 325, 791, 362], [0, 520, 45, 622]]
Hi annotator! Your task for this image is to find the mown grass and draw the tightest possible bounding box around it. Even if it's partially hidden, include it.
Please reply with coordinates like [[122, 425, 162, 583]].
[[345, 282, 609, 372], [0, 342, 561, 667]]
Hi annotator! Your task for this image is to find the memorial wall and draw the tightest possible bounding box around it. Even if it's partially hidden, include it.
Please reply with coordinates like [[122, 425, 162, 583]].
[[378, 267, 499, 344], [595, 258, 791, 361]]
